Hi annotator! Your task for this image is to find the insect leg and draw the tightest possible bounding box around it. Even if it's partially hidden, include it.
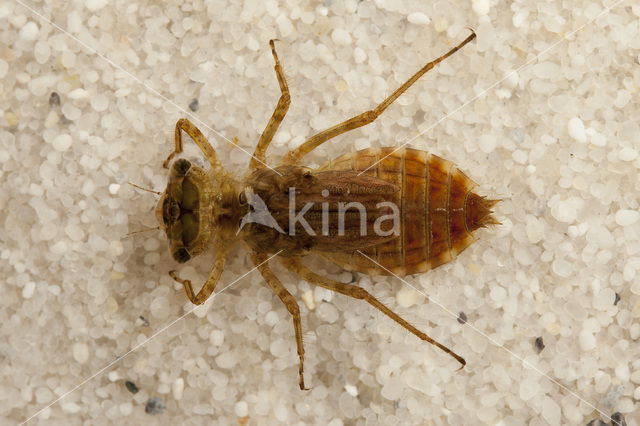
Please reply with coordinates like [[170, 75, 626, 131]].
[[169, 244, 227, 305], [163, 118, 225, 175], [280, 30, 476, 165], [250, 39, 291, 169], [252, 252, 309, 390], [280, 257, 465, 368]]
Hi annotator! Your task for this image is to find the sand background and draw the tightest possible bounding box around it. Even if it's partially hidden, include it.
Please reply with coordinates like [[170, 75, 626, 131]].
[[1, 0, 639, 424]]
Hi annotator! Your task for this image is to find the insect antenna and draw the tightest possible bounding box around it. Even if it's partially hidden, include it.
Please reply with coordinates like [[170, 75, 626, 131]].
[[123, 227, 161, 238], [128, 182, 162, 195]]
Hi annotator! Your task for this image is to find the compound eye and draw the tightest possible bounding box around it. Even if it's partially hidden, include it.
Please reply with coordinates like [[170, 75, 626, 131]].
[[173, 159, 191, 177], [172, 247, 191, 263]]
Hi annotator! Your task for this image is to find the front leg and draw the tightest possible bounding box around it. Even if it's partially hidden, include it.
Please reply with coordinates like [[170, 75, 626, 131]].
[[251, 252, 309, 390], [250, 39, 291, 169], [170, 243, 227, 305], [164, 118, 224, 175]]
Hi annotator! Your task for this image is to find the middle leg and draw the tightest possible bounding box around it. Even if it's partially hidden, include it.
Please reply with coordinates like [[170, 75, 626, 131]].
[[250, 39, 291, 169], [251, 252, 309, 390], [280, 257, 465, 367]]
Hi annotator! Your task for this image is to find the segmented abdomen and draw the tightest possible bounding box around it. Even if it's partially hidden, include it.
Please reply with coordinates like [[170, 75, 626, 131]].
[[318, 147, 486, 276]]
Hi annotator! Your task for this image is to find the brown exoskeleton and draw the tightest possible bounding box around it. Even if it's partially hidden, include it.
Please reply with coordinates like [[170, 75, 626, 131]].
[[155, 30, 498, 390]]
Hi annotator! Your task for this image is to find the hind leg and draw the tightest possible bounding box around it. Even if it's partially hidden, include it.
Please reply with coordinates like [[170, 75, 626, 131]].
[[280, 31, 476, 165], [280, 257, 465, 367]]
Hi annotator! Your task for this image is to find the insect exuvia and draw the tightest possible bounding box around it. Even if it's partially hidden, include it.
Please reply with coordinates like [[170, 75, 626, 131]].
[[149, 30, 499, 390]]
